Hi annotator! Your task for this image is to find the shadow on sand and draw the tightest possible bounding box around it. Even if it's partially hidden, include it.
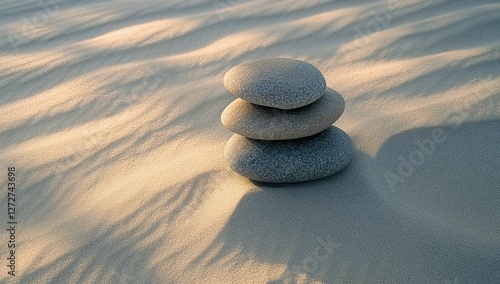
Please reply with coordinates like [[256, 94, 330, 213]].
[[193, 119, 500, 283]]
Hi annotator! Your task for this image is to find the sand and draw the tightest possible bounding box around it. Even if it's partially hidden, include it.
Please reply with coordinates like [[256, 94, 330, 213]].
[[0, 0, 499, 283]]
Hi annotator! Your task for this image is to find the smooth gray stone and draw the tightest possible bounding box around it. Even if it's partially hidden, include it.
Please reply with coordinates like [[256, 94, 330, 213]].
[[224, 126, 354, 183], [223, 58, 326, 109], [221, 88, 345, 140]]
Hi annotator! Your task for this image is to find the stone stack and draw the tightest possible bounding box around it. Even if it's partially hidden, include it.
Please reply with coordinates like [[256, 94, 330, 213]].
[[221, 58, 353, 183]]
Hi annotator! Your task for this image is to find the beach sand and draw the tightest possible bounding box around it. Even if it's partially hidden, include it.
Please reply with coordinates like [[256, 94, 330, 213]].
[[0, 0, 499, 283]]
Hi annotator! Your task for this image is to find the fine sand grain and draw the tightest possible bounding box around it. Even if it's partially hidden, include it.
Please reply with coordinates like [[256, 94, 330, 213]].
[[0, 0, 499, 283]]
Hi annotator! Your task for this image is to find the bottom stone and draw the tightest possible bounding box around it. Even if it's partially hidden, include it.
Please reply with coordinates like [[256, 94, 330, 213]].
[[224, 126, 354, 183]]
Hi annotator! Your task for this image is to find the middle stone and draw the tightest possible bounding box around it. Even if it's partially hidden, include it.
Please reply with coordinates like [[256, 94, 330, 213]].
[[221, 88, 345, 140]]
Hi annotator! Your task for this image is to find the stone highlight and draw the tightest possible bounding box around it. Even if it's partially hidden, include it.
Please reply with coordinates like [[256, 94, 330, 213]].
[[223, 58, 326, 109], [221, 88, 345, 140]]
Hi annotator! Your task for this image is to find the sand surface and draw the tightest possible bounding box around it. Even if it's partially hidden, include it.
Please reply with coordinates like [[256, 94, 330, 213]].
[[1, 0, 499, 283]]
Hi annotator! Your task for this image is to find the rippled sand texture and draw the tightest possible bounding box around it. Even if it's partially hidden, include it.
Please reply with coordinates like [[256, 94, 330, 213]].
[[1, 0, 499, 283]]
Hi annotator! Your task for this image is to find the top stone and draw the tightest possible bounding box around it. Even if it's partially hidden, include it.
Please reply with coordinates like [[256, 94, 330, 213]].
[[223, 58, 326, 109]]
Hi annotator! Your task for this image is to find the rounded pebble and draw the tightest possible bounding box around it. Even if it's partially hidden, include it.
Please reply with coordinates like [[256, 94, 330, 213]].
[[223, 58, 326, 109], [221, 88, 345, 140], [224, 126, 354, 183]]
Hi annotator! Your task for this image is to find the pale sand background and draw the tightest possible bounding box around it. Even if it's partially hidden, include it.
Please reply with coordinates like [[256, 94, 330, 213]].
[[0, 0, 499, 283]]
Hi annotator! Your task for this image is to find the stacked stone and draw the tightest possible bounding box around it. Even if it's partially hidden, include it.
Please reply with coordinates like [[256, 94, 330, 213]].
[[221, 58, 353, 183]]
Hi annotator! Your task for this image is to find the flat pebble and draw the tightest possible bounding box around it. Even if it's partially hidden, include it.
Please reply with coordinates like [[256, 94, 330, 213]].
[[223, 58, 326, 109], [224, 126, 354, 183], [221, 88, 345, 140]]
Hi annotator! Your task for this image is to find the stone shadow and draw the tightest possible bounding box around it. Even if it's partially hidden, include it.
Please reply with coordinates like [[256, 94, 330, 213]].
[[193, 119, 500, 283]]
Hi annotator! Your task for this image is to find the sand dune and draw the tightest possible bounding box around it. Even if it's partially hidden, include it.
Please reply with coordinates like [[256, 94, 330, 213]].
[[1, 0, 499, 283]]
